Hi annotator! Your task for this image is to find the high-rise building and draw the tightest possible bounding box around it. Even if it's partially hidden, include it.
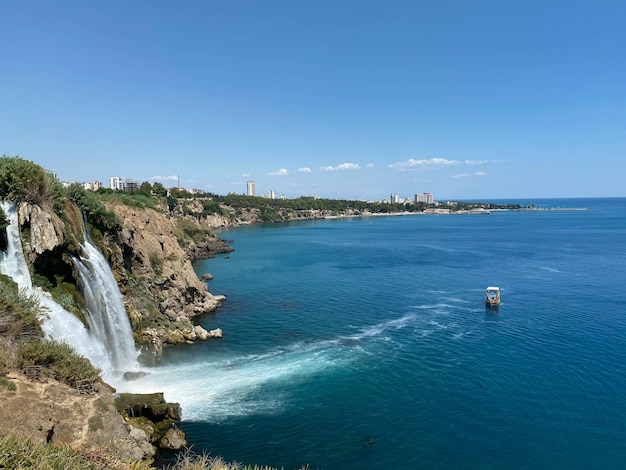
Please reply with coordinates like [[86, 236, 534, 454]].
[[246, 181, 256, 196], [390, 193, 399, 204], [110, 176, 140, 191], [414, 192, 434, 204], [110, 176, 124, 191], [269, 189, 276, 199]]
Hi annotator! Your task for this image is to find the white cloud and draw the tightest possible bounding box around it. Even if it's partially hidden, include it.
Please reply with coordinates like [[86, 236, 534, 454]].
[[464, 160, 489, 165], [268, 168, 289, 176], [241, 172, 252, 177], [297, 167, 312, 173], [388, 158, 461, 170], [319, 162, 361, 171], [151, 175, 178, 181], [451, 171, 488, 179], [366, 163, 375, 168]]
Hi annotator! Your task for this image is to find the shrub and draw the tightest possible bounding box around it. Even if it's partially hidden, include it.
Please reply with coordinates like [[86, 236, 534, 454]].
[[148, 252, 163, 275], [17, 339, 101, 387], [0, 156, 60, 208], [0, 275, 43, 344], [64, 183, 121, 231]]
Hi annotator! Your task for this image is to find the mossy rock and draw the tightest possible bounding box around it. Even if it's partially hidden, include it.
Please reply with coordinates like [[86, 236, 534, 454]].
[[115, 392, 182, 422]]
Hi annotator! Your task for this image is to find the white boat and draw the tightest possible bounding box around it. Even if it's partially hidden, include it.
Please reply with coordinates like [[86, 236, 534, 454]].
[[485, 286, 501, 307]]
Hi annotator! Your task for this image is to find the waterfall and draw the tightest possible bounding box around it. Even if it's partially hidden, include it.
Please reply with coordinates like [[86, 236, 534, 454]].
[[73, 238, 138, 372], [0, 200, 135, 387]]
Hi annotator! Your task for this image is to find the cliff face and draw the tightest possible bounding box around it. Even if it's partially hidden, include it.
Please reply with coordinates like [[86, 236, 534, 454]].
[[2, 198, 232, 461], [13, 198, 230, 363], [102, 202, 228, 362]]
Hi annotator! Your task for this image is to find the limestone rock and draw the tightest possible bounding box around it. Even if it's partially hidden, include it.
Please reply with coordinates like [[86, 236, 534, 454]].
[[128, 426, 157, 459], [0, 371, 153, 462], [208, 328, 223, 338], [194, 325, 210, 340], [159, 427, 187, 451], [18, 202, 66, 255]]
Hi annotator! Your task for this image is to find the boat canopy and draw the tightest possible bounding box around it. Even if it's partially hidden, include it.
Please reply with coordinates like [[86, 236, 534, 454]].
[[486, 286, 500, 291]]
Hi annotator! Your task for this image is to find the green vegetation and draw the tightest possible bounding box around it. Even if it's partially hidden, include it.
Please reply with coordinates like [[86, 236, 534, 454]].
[[148, 251, 164, 275], [0, 156, 63, 209], [0, 275, 99, 387], [97, 188, 156, 210], [210, 193, 414, 217], [0, 434, 146, 470], [174, 218, 210, 247], [16, 339, 101, 387], [0, 275, 43, 352], [0, 434, 307, 469], [64, 183, 121, 230], [0, 205, 8, 229], [0, 377, 17, 392]]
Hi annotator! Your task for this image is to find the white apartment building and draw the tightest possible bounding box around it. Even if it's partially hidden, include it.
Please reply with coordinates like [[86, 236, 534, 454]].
[[414, 192, 434, 204], [83, 181, 103, 191], [110, 176, 140, 191], [246, 180, 256, 196]]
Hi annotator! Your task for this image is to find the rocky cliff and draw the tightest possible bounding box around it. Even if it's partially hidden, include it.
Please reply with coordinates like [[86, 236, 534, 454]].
[[1, 197, 235, 462], [101, 201, 231, 363], [13, 197, 232, 362]]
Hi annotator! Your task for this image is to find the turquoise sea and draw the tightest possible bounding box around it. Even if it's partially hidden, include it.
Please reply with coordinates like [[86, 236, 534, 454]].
[[149, 198, 626, 469]]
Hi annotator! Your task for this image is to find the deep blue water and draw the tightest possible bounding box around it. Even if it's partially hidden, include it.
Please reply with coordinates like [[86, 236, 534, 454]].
[[143, 198, 626, 469]]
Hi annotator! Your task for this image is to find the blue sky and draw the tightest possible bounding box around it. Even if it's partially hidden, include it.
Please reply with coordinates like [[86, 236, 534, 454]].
[[1, 1, 624, 200]]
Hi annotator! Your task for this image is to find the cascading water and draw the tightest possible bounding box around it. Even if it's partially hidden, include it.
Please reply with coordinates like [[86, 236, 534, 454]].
[[72, 238, 138, 373], [0, 200, 135, 387]]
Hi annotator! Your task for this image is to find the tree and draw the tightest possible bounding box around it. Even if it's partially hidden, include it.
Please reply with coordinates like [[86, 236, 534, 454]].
[[152, 182, 167, 197], [139, 181, 153, 197]]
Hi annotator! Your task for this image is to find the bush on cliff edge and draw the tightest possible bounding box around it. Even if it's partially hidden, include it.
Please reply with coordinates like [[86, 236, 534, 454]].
[[0, 156, 62, 209]]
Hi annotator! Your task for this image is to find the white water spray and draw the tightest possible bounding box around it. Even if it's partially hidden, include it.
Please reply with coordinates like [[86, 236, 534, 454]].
[[73, 239, 138, 373], [0, 201, 135, 387]]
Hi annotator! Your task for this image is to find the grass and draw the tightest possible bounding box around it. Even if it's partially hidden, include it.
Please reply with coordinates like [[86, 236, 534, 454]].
[[16, 339, 101, 387], [0, 377, 17, 391], [0, 434, 309, 470]]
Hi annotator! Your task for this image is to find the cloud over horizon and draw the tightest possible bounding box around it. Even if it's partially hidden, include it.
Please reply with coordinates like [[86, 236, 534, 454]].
[[297, 167, 312, 173], [319, 162, 361, 171], [268, 168, 289, 176], [151, 175, 178, 181], [451, 171, 488, 178], [389, 158, 461, 170]]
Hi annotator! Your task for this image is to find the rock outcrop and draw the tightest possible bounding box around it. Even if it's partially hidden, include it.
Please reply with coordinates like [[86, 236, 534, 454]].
[[100, 201, 228, 363], [115, 392, 186, 452], [0, 371, 154, 462]]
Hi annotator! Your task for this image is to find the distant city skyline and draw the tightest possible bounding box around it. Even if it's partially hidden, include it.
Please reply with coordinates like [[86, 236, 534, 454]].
[[2, 1, 625, 200]]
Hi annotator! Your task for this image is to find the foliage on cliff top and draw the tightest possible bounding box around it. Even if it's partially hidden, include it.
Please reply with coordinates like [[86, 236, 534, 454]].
[[64, 183, 122, 230], [97, 187, 158, 210], [0, 156, 63, 209]]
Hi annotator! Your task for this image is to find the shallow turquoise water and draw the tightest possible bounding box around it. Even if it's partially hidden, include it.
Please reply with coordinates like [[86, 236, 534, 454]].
[[149, 198, 626, 469]]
